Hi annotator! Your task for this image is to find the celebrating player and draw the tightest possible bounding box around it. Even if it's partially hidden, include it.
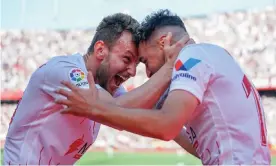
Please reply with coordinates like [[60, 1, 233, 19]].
[[56, 10, 271, 165], [3, 13, 192, 165]]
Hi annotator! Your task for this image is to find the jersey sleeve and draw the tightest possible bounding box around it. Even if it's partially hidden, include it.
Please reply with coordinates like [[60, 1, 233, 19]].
[[41, 61, 90, 100], [169, 45, 214, 103]]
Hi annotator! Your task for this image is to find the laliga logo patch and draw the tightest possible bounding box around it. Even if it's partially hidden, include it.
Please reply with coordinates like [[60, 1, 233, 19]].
[[69, 68, 88, 87], [70, 68, 85, 82]]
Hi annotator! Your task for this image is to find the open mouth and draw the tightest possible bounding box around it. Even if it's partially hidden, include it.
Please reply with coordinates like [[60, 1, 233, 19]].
[[114, 74, 127, 87]]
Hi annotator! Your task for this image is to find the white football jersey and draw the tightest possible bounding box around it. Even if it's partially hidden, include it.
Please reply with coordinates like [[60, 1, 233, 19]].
[[158, 44, 271, 165], [3, 53, 126, 165]]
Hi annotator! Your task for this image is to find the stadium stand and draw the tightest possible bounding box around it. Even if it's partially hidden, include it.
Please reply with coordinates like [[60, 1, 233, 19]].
[[1, 7, 276, 152]]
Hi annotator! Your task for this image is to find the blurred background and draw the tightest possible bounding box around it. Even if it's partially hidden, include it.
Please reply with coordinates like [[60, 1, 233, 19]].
[[1, 0, 276, 165]]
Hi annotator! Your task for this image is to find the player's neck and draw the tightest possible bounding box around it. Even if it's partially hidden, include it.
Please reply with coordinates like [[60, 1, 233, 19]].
[[83, 53, 98, 82]]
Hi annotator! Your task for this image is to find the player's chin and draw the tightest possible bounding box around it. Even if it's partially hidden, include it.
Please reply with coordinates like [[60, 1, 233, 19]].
[[107, 80, 119, 95]]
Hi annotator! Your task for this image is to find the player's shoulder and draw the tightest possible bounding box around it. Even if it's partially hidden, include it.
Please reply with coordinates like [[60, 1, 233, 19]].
[[173, 43, 217, 75], [44, 53, 86, 76], [180, 43, 222, 51], [179, 43, 222, 57], [26, 54, 82, 85], [177, 43, 226, 66], [46, 53, 83, 68], [42, 53, 88, 86]]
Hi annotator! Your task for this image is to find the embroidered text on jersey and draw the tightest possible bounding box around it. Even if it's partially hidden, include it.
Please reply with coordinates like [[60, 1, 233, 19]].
[[172, 72, 197, 81]]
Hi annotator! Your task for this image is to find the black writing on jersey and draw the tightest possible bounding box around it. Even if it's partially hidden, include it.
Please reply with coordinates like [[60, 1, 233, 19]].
[[74, 142, 91, 159], [75, 81, 88, 87]]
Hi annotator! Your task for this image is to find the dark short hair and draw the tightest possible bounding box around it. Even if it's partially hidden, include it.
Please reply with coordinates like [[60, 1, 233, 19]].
[[139, 9, 187, 42], [87, 13, 140, 53]]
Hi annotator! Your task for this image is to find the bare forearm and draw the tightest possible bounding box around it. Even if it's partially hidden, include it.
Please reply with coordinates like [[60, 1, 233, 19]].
[[174, 128, 199, 158], [115, 64, 172, 109], [90, 101, 179, 140]]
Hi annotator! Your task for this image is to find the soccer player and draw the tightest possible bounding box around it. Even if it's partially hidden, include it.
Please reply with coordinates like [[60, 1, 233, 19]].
[[55, 10, 271, 165], [3, 13, 191, 165]]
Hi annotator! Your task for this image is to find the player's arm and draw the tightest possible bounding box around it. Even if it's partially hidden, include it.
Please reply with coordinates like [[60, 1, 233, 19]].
[[98, 63, 172, 109], [59, 45, 213, 140], [174, 128, 199, 158], [88, 89, 198, 140], [91, 89, 200, 158], [41, 61, 92, 102]]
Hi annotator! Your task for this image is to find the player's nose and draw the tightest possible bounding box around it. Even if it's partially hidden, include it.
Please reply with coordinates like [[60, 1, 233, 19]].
[[127, 63, 136, 77]]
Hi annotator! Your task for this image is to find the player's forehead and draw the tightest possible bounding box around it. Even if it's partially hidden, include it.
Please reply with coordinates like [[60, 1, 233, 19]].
[[111, 31, 138, 58]]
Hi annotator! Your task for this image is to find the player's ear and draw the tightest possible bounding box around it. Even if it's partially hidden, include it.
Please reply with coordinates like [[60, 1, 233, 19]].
[[94, 40, 108, 61], [158, 35, 166, 50]]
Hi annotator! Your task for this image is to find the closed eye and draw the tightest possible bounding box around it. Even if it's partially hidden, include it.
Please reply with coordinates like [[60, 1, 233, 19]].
[[123, 56, 131, 64]]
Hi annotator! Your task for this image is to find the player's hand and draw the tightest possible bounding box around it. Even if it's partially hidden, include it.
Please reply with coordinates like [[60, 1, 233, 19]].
[[164, 32, 195, 66], [55, 71, 98, 117]]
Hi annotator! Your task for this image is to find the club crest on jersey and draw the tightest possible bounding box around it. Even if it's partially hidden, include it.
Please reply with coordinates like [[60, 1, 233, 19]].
[[175, 58, 201, 71], [69, 68, 88, 87]]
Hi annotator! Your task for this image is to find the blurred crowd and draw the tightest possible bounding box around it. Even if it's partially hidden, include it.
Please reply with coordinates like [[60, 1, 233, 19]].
[[1, 7, 276, 150]]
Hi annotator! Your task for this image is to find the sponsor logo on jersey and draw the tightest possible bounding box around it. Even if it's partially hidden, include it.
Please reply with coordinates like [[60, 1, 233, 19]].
[[175, 58, 201, 71], [64, 134, 92, 159], [172, 72, 197, 81]]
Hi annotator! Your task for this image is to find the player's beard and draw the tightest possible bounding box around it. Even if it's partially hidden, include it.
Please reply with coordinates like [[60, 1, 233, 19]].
[[96, 60, 110, 91]]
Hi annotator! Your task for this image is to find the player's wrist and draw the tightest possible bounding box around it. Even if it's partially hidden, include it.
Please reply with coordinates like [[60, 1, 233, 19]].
[[164, 58, 176, 68], [162, 63, 174, 79], [91, 100, 108, 117]]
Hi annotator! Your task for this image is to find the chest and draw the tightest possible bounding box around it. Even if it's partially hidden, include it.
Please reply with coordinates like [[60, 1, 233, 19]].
[[42, 114, 101, 156]]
